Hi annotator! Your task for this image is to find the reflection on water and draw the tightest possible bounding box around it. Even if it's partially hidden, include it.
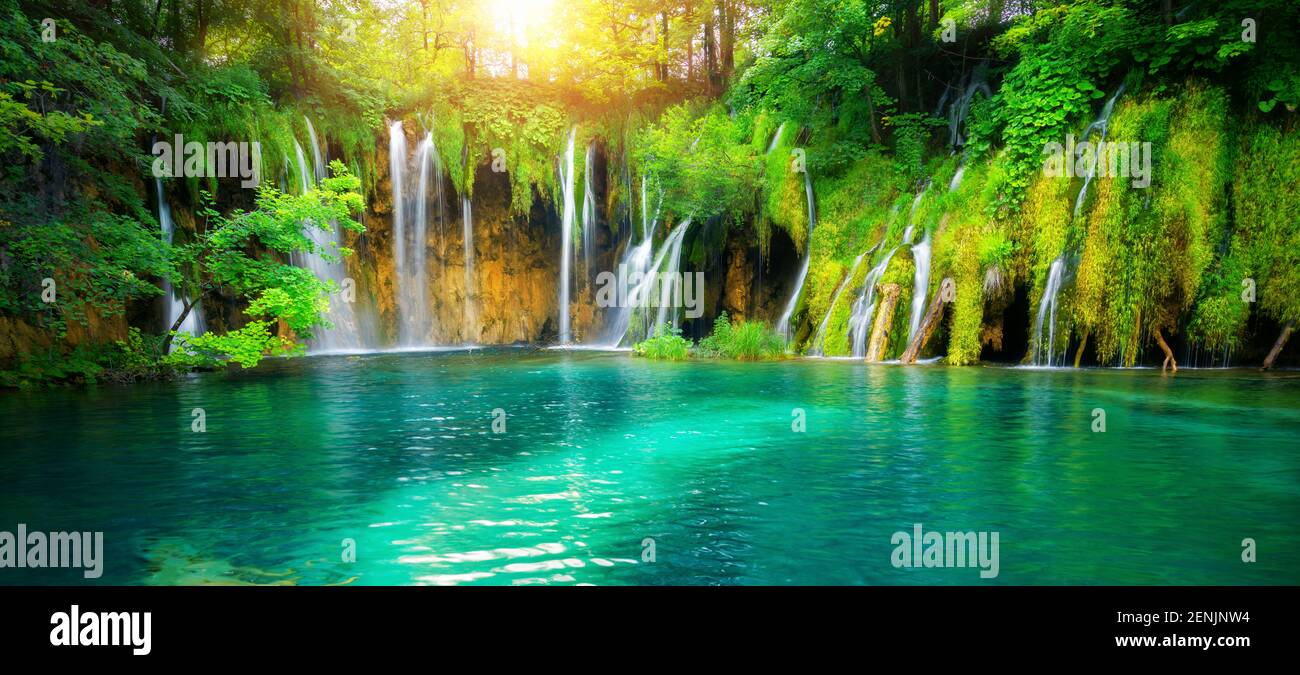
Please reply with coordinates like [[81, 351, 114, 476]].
[[1, 351, 1298, 585]]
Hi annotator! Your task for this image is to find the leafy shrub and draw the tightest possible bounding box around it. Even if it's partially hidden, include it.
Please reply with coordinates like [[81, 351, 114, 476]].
[[698, 312, 785, 360], [632, 324, 692, 360], [164, 321, 302, 369]]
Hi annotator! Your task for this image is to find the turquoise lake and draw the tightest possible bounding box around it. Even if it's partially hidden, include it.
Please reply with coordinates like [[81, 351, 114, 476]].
[[2, 350, 1297, 585]]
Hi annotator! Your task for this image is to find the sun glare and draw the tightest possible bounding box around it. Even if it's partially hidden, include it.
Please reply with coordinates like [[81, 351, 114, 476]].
[[490, 0, 554, 38]]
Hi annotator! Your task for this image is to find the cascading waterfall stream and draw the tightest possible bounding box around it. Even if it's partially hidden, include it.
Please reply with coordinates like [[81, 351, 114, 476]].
[[598, 216, 689, 348], [305, 115, 326, 181], [808, 250, 869, 356], [653, 218, 692, 331], [848, 248, 898, 358], [949, 162, 966, 192], [774, 169, 817, 340], [294, 120, 362, 352], [154, 177, 205, 343], [293, 140, 311, 193], [401, 132, 435, 346], [462, 193, 475, 337], [558, 127, 577, 343], [594, 175, 663, 347], [905, 230, 932, 347], [582, 140, 597, 278], [766, 122, 786, 154], [386, 121, 416, 346], [939, 62, 992, 150], [1032, 256, 1067, 367], [901, 187, 926, 244], [1031, 86, 1125, 366], [1073, 84, 1126, 218]]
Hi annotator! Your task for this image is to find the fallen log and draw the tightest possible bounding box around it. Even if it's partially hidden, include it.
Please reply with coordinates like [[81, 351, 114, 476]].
[[865, 283, 901, 362], [901, 277, 955, 364], [1261, 320, 1295, 371]]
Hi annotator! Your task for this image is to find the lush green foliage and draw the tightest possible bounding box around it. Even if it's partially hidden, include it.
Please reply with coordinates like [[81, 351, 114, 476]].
[[698, 312, 785, 360], [633, 324, 692, 361]]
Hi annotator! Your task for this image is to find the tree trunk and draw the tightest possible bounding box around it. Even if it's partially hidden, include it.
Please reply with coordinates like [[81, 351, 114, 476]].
[[866, 283, 902, 362], [196, 0, 209, 56], [1074, 329, 1089, 368], [160, 296, 198, 354], [660, 12, 670, 82], [150, 0, 164, 39], [864, 82, 882, 144], [1154, 327, 1177, 373], [703, 18, 717, 94], [901, 278, 954, 363], [719, 0, 734, 78], [1261, 320, 1295, 370]]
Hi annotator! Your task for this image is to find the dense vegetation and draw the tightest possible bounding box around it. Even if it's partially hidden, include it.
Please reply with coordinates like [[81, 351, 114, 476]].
[[2, 0, 1298, 385]]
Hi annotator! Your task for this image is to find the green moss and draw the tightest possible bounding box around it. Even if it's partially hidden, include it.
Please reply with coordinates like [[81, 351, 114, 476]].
[[1190, 119, 1300, 350], [1064, 83, 1232, 366]]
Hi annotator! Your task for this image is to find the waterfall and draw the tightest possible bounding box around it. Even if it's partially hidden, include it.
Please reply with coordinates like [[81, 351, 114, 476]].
[[640, 174, 661, 239], [905, 230, 932, 347], [388, 121, 407, 279], [292, 123, 361, 352], [558, 127, 577, 344], [386, 121, 415, 343], [581, 140, 597, 278], [848, 248, 898, 358], [766, 122, 786, 154], [808, 250, 869, 356], [944, 65, 992, 149], [949, 161, 966, 192], [774, 169, 817, 340], [462, 193, 475, 337], [901, 187, 926, 244], [154, 178, 205, 343], [598, 219, 690, 347], [904, 169, 962, 349], [1031, 255, 1068, 366], [1073, 85, 1125, 218], [304, 115, 326, 181], [653, 219, 691, 330], [598, 238, 653, 347], [1029, 86, 1125, 364], [293, 140, 311, 193], [397, 132, 434, 346]]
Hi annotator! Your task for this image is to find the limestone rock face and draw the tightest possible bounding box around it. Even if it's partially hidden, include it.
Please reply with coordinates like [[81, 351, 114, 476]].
[[355, 137, 562, 346], [723, 238, 754, 321], [0, 316, 54, 366]]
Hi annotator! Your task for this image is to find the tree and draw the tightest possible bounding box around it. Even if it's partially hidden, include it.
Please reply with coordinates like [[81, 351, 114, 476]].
[[165, 161, 365, 363]]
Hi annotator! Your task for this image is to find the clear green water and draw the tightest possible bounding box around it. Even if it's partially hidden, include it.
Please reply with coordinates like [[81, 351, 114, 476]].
[[2, 350, 1297, 585]]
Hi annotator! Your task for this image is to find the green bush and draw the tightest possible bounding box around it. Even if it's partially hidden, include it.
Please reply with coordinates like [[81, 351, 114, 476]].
[[632, 324, 692, 361], [698, 312, 785, 360]]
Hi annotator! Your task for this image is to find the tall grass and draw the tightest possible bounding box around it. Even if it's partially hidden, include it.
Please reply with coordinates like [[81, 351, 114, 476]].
[[632, 324, 692, 360], [698, 312, 785, 360]]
